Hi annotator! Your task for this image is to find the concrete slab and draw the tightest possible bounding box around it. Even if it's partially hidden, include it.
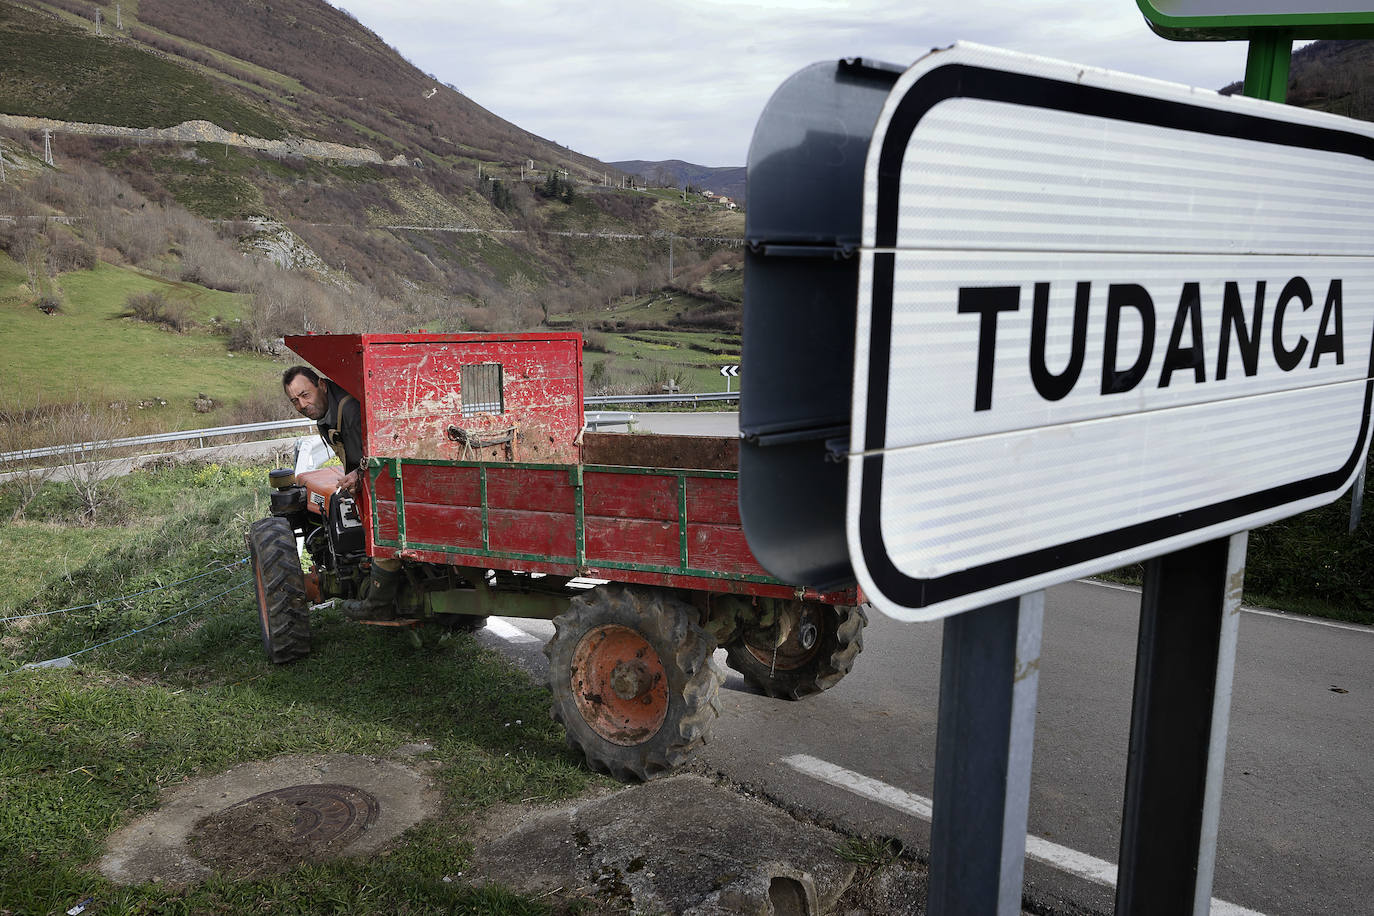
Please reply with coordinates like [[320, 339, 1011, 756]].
[[469, 774, 859, 915], [98, 753, 441, 886]]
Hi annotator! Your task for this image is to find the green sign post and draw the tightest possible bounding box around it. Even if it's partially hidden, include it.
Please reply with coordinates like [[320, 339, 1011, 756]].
[[1137, 1, 1374, 101]]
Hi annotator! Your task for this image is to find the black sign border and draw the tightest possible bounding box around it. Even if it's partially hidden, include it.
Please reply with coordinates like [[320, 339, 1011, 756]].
[[858, 61, 1374, 610]]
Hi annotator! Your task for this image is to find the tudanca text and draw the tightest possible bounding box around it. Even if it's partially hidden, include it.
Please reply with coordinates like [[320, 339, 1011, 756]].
[[956, 278, 1346, 411]]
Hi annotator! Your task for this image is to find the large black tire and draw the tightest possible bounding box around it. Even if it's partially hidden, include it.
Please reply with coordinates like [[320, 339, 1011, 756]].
[[545, 584, 722, 782], [246, 517, 310, 664], [725, 602, 867, 700]]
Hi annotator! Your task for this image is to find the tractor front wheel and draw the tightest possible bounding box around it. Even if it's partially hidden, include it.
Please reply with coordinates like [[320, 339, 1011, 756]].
[[545, 585, 722, 781], [246, 517, 310, 664], [725, 602, 867, 700]]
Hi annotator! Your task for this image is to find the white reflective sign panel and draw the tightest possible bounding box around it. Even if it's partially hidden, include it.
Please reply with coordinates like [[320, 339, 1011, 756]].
[[847, 44, 1374, 621]]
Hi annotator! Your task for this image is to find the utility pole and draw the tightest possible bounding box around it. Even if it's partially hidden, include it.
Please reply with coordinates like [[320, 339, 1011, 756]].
[[668, 234, 674, 282], [42, 129, 53, 166], [1, 149, 7, 184], [94, 7, 103, 36], [116, 3, 123, 30]]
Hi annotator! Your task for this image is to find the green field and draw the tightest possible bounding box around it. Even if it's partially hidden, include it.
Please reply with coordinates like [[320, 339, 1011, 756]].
[[583, 328, 741, 395], [0, 461, 596, 915], [0, 256, 285, 430]]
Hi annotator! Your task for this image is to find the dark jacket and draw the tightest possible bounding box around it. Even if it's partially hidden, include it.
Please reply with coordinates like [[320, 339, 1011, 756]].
[[316, 379, 363, 472]]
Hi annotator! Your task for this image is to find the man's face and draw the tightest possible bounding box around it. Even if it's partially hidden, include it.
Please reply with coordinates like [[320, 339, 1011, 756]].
[[285, 375, 328, 421]]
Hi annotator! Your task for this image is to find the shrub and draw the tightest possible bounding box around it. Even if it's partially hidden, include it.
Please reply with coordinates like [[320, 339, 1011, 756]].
[[46, 229, 97, 272], [122, 291, 194, 332], [582, 329, 609, 353]]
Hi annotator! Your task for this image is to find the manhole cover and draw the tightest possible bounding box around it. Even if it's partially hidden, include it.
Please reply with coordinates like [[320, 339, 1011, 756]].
[[189, 783, 380, 875]]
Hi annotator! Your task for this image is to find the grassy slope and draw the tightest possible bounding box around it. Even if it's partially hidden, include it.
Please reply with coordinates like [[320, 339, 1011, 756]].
[[0, 256, 284, 427], [0, 461, 595, 915]]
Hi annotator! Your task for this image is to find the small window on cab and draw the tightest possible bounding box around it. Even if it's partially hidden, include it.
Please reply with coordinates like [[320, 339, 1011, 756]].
[[461, 363, 504, 417]]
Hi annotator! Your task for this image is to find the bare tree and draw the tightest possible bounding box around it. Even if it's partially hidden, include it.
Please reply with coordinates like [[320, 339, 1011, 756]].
[[50, 403, 126, 525]]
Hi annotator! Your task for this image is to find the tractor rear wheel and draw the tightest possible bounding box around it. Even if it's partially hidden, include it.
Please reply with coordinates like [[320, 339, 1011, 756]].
[[545, 585, 722, 781], [725, 602, 867, 700], [246, 517, 310, 664]]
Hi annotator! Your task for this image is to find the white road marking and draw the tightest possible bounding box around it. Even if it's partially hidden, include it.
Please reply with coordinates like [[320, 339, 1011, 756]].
[[486, 618, 542, 644], [1078, 579, 1374, 635], [782, 753, 1266, 916]]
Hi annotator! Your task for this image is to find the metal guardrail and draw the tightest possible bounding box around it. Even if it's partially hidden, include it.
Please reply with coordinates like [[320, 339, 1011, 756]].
[[0, 418, 314, 463], [585, 392, 740, 406], [0, 395, 738, 464]]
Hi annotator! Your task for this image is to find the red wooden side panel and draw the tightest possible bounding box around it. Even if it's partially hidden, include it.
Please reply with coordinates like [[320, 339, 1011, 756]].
[[488, 508, 578, 559], [486, 467, 577, 515], [687, 523, 767, 576], [404, 504, 484, 550], [373, 465, 399, 545], [585, 517, 680, 568], [400, 464, 481, 506], [583, 471, 679, 522], [367, 455, 816, 596], [685, 477, 742, 526]]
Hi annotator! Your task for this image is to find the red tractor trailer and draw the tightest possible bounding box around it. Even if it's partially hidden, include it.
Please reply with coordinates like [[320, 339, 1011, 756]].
[[248, 332, 866, 780]]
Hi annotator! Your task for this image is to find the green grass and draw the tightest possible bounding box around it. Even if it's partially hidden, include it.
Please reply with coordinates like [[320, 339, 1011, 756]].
[[0, 3, 286, 139], [578, 325, 741, 395], [0, 259, 281, 428], [0, 460, 597, 915]]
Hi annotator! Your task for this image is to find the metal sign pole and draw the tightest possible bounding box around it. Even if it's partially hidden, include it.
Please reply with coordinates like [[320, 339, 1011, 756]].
[[1115, 533, 1246, 915], [927, 592, 1044, 915], [1242, 29, 1293, 101]]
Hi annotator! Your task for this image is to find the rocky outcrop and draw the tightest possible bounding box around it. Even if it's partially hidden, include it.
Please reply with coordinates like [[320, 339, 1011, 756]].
[[0, 114, 403, 166]]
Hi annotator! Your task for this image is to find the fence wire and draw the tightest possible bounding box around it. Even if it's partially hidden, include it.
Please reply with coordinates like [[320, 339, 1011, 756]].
[[0, 558, 249, 623], [16, 577, 254, 672]]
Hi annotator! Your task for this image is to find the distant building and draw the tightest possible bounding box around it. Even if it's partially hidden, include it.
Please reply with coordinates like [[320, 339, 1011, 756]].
[[702, 190, 716, 199]]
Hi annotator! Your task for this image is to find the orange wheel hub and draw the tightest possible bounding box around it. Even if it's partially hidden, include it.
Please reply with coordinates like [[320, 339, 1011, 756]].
[[570, 624, 668, 746]]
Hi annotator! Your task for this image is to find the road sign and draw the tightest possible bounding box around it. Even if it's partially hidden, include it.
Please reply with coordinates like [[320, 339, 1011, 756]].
[[719, 365, 740, 378], [847, 43, 1374, 622], [1137, 1, 1374, 38]]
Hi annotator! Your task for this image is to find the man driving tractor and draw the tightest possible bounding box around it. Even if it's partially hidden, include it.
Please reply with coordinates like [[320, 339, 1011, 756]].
[[281, 365, 401, 618]]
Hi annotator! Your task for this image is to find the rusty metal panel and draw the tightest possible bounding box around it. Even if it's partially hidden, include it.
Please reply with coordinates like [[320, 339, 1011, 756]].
[[285, 332, 585, 469], [363, 334, 583, 465]]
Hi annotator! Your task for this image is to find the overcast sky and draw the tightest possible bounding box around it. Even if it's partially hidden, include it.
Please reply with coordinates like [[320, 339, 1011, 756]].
[[333, 0, 1260, 167]]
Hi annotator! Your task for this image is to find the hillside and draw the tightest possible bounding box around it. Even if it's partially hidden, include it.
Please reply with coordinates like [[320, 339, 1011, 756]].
[[611, 159, 747, 201], [0, 0, 747, 303], [1222, 38, 1374, 117], [0, 0, 748, 442], [5, 0, 1368, 449]]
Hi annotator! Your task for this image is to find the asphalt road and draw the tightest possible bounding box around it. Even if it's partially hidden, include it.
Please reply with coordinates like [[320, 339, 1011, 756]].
[[480, 411, 1374, 916], [483, 582, 1373, 916]]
